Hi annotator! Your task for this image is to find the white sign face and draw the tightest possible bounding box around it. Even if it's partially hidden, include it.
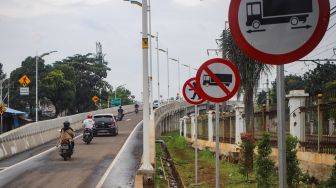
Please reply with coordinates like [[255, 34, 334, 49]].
[[20, 87, 29, 96], [239, 0, 319, 54], [229, 0, 330, 65], [196, 58, 240, 103]]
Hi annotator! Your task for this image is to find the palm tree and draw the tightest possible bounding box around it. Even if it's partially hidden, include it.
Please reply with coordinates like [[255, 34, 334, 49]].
[[219, 29, 272, 133]]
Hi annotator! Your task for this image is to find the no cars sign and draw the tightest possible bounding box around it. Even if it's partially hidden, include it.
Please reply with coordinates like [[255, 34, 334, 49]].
[[229, 0, 330, 64], [196, 58, 240, 103]]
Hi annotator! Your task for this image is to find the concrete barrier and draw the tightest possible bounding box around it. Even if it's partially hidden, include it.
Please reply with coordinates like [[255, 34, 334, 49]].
[[0, 105, 134, 160]]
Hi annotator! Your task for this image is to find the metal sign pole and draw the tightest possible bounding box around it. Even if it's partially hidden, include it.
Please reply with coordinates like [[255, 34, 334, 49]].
[[215, 103, 220, 188], [195, 105, 198, 185], [277, 65, 286, 187]]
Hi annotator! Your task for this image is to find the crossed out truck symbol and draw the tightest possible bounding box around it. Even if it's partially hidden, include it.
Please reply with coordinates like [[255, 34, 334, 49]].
[[202, 74, 232, 87]]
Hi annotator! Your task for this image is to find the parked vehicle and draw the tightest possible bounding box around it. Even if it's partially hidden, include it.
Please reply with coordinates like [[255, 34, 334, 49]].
[[93, 114, 118, 136], [59, 139, 73, 161], [82, 128, 93, 144]]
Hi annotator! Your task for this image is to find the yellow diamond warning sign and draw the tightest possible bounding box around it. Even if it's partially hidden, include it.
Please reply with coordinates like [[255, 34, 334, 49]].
[[18, 75, 31, 87], [0, 104, 6, 116], [92, 95, 99, 103]]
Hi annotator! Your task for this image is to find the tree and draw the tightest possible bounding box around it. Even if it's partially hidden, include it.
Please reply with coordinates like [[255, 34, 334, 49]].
[[0, 62, 6, 80], [303, 62, 336, 96], [55, 54, 111, 113], [220, 30, 272, 133], [239, 133, 256, 181], [256, 133, 275, 188], [113, 86, 134, 105], [9, 57, 51, 117], [326, 156, 336, 187], [286, 135, 301, 188], [40, 67, 76, 117]]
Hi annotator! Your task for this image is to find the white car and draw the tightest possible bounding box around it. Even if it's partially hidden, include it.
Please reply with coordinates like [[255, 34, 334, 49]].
[[153, 100, 159, 109]]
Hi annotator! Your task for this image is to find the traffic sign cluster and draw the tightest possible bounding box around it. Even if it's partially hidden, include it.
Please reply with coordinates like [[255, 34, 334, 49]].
[[182, 58, 240, 104]]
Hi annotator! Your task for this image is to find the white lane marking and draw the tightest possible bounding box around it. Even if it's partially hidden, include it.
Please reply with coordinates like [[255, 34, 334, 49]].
[[0, 133, 83, 174], [126, 119, 131, 122], [95, 120, 143, 188], [0, 167, 7, 170]]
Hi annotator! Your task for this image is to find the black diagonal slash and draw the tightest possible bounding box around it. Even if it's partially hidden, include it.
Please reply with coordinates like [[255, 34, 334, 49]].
[[204, 67, 231, 96], [187, 82, 202, 101]]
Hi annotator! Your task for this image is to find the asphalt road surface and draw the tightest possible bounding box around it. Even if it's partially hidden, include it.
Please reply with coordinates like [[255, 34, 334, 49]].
[[0, 111, 143, 188]]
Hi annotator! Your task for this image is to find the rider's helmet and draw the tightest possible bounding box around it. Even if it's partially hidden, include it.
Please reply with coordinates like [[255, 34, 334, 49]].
[[87, 114, 93, 119], [119, 105, 122, 109], [63, 121, 70, 128]]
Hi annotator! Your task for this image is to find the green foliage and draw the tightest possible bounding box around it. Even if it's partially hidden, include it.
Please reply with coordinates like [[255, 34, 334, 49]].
[[303, 62, 336, 96], [55, 54, 112, 113], [239, 133, 256, 181], [219, 30, 272, 132], [40, 68, 76, 117], [256, 90, 268, 107], [113, 86, 134, 105], [256, 133, 275, 188], [325, 156, 336, 187], [166, 135, 188, 150], [0, 62, 6, 80], [9, 56, 51, 117], [286, 135, 301, 188]]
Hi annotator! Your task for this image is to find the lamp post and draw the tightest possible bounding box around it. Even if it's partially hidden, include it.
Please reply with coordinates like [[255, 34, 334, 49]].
[[158, 48, 169, 100], [124, 0, 154, 114], [181, 64, 197, 78], [168, 57, 181, 98], [155, 33, 160, 105], [36, 50, 57, 122]]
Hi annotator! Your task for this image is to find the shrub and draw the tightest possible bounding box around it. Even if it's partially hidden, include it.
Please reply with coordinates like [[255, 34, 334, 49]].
[[325, 156, 336, 187], [286, 135, 301, 188], [256, 133, 275, 188], [239, 132, 256, 181]]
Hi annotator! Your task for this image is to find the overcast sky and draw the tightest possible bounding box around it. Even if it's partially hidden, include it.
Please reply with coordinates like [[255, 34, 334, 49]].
[[0, 0, 335, 101]]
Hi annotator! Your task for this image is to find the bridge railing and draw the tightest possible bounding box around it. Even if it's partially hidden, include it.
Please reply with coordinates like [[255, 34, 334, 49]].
[[0, 105, 133, 160]]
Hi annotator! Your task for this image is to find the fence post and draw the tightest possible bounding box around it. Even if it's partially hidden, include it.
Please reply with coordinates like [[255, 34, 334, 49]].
[[235, 103, 245, 144], [183, 116, 188, 138], [318, 94, 323, 153], [208, 111, 214, 142], [286, 90, 309, 142], [190, 113, 195, 141], [179, 118, 183, 136]]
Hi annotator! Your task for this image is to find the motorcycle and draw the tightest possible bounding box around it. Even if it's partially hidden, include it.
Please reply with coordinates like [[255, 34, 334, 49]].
[[117, 112, 124, 121], [135, 108, 139, 114], [59, 139, 73, 161], [82, 128, 93, 144]]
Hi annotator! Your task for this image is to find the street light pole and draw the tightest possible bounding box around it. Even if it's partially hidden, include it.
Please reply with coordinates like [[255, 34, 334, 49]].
[[36, 50, 57, 122], [139, 0, 153, 172], [166, 48, 169, 100], [168, 57, 181, 98], [156, 32, 160, 105]]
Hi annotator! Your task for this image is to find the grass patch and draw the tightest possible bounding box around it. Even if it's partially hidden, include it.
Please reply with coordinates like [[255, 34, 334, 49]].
[[154, 143, 168, 187], [160, 132, 258, 187]]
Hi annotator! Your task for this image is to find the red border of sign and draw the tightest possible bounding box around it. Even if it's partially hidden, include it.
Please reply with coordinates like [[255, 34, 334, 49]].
[[182, 78, 206, 105], [195, 58, 240, 103], [229, 0, 330, 65]]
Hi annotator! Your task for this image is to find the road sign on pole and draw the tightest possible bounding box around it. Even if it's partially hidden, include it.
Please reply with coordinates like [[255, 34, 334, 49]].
[[229, 0, 330, 65], [20, 87, 29, 96], [182, 78, 205, 105], [195, 58, 240, 103], [92, 95, 99, 103], [18, 75, 31, 87], [0, 104, 6, 116]]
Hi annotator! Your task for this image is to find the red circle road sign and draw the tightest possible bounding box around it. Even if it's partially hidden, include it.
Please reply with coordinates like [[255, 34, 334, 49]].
[[182, 78, 206, 105], [229, 0, 330, 65], [196, 58, 240, 103]]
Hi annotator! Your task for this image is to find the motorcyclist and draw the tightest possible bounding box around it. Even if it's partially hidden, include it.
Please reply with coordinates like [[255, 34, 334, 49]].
[[82, 114, 94, 136], [134, 103, 139, 113], [59, 121, 75, 150], [117, 106, 124, 120]]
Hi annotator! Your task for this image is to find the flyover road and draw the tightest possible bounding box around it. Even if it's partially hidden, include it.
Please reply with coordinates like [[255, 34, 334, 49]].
[[0, 112, 143, 188]]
